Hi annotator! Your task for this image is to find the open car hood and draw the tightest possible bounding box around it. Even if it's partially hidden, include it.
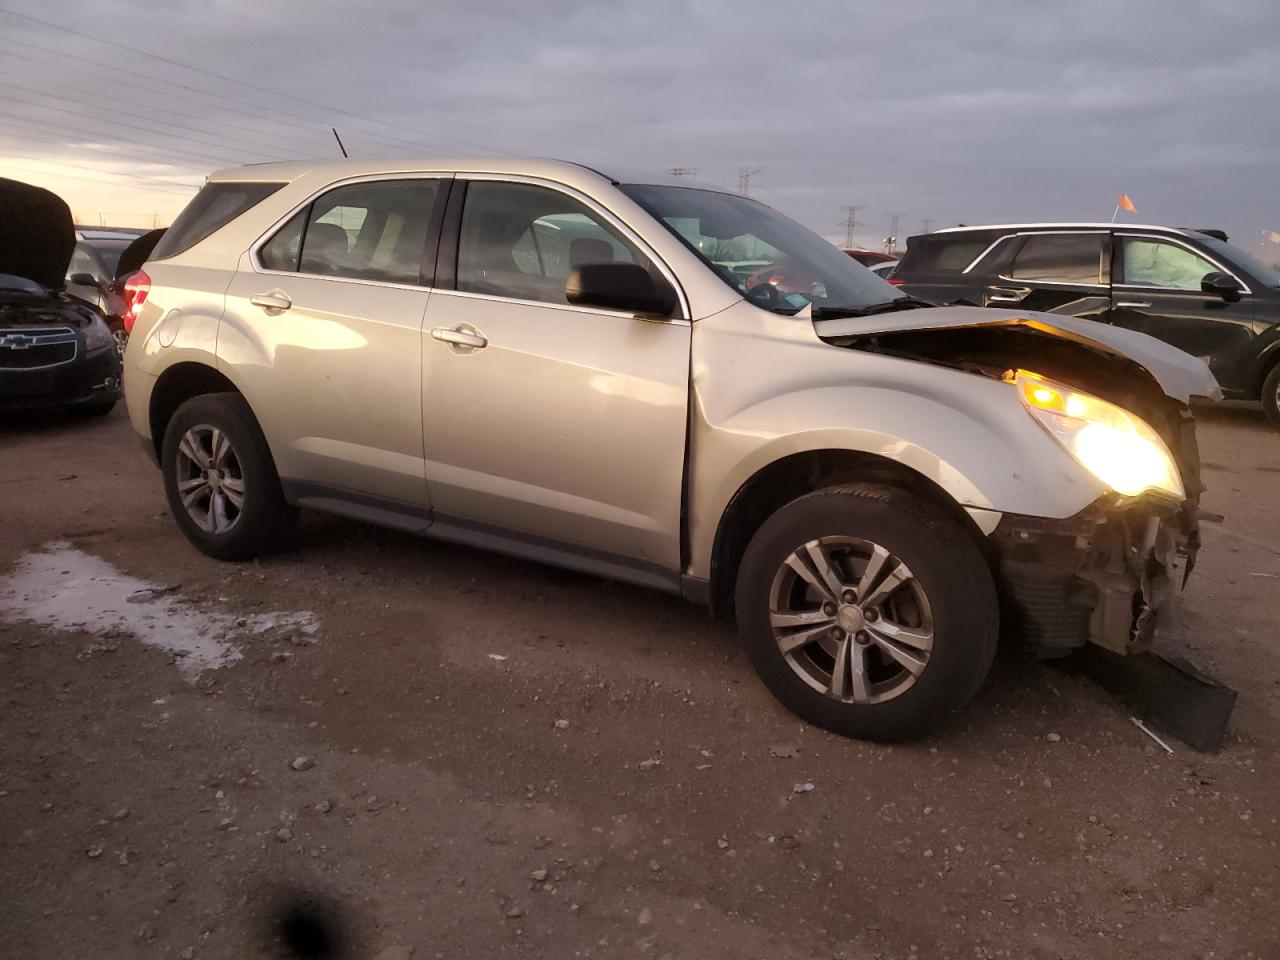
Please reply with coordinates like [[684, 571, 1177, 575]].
[[813, 305, 1222, 405], [0, 177, 75, 291]]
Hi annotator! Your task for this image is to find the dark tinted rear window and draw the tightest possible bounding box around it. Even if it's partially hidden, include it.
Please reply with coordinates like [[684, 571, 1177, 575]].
[[1010, 233, 1108, 284], [151, 182, 284, 260], [898, 236, 994, 276]]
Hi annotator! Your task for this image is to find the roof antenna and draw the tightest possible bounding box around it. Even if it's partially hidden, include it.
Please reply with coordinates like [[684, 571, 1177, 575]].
[[331, 127, 349, 158]]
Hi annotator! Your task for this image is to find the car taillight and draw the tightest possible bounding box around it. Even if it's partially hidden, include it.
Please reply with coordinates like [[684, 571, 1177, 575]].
[[122, 269, 150, 333], [888, 277, 904, 285]]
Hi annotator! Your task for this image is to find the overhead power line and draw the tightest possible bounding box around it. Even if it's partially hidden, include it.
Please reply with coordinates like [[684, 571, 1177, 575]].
[[0, 73, 311, 161], [0, 108, 253, 170], [0, 159, 197, 196], [0, 38, 422, 157], [0, 146, 200, 190], [0, 8, 512, 156], [0, 91, 285, 165]]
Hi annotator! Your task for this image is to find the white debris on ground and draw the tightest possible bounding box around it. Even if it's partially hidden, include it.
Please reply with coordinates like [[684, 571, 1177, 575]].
[[0, 541, 317, 680]]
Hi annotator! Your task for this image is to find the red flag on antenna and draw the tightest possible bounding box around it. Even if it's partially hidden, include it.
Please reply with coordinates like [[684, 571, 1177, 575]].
[[1117, 193, 1136, 212]]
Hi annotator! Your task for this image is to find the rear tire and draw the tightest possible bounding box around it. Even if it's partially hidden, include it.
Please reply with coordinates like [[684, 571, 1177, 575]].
[[1261, 363, 1280, 429], [161, 392, 297, 561], [735, 484, 999, 742]]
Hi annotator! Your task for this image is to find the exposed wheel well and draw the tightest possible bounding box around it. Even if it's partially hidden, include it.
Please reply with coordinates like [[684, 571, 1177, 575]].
[[1251, 346, 1280, 400], [148, 363, 242, 459], [707, 450, 990, 619]]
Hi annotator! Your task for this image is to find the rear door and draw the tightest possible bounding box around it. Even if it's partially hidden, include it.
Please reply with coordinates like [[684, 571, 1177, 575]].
[[1112, 233, 1257, 393], [219, 176, 448, 510], [987, 231, 1112, 322], [419, 177, 691, 577]]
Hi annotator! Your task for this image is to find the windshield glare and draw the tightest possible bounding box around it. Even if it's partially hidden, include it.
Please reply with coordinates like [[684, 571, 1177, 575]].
[[621, 183, 900, 315]]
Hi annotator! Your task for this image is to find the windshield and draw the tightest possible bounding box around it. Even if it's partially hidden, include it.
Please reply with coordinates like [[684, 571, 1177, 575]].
[[621, 183, 902, 316], [1194, 234, 1280, 288]]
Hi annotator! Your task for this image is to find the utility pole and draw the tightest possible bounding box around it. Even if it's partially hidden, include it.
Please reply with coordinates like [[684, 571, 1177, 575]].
[[737, 166, 763, 197], [885, 213, 899, 254], [921, 218, 931, 235], [666, 167, 699, 178], [842, 206, 859, 248]]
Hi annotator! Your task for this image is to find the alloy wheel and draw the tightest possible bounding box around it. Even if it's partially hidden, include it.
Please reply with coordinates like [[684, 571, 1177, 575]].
[[174, 424, 245, 535], [768, 536, 934, 704]]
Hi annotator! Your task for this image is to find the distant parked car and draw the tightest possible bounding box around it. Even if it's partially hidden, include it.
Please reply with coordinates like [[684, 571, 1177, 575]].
[[869, 259, 900, 281], [66, 229, 159, 356], [893, 222, 1280, 426], [1, 179, 123, 416], [842, 249, 897, 267]]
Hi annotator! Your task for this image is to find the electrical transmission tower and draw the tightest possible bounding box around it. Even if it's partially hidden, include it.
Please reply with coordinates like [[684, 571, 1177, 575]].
[[737, 166, 764, 196], [666, 167, 699, 178], [921, 218, 932, 234], [842, 206, 859, 248], [885, 214, 899, 254]]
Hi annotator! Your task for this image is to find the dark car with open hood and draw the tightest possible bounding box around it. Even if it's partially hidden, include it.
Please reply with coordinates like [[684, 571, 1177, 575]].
[[1, 178, 123, 416]]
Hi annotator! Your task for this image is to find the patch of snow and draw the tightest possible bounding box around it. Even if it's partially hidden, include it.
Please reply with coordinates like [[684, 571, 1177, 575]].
[[0, 542, 317, 680]]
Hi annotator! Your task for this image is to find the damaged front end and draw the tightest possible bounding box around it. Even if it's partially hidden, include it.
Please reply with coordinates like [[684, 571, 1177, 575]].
[[817, 314, 1213, 661]]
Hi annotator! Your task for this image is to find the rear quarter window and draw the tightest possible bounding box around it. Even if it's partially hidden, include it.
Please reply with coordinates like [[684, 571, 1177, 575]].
[[898, 237, 994, 277], [150, 182, 284, 260]]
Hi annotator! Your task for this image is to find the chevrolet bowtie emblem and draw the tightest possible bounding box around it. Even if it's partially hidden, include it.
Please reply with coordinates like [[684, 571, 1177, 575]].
[[1, 333, 37, 349]]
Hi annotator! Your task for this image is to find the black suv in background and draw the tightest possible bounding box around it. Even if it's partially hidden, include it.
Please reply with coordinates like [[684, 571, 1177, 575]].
[[894, 223, 1280, 425]]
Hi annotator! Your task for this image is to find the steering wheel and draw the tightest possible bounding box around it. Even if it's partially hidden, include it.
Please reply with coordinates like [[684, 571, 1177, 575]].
[[745, 282, 785, 310]]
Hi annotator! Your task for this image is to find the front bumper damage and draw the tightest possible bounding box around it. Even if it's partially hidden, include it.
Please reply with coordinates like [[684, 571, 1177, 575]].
[[992, 497, 1194, 660]]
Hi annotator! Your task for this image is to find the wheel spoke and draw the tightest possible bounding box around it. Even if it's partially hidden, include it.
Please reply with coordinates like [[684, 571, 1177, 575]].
[[220, 476, 244, 494], [803, 540, 847, 598], [178, 433, 209, 470], [783, 545, 837, 603], [867, 618, 933, 652], [181, 482, 210, 508], [867, 629, 929, 676], [210, 429, 230, 469], [861, 558, 911, 610], [770, 608, 835, 630], [857, 543, 890, 600], [177, 477, 206, 493], [777, 621, 836, 655], [210, 491, 229, 533], [222, 485, 244, 510], [829, 634, 851, 699], [849, 641, 872, 701]]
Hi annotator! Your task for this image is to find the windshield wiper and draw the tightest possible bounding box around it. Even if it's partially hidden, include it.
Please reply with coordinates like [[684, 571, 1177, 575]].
[[811, 296, 935, 320]]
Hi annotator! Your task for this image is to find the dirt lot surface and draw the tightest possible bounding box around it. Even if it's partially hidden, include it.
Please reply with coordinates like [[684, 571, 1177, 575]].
[[2, 402, 1278, 960]]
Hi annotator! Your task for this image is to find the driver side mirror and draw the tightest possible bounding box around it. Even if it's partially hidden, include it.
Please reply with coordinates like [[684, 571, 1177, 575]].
[[68, 272, 101, 289], [1201, 271, 1243, 303], [565, 263, 676, 317]]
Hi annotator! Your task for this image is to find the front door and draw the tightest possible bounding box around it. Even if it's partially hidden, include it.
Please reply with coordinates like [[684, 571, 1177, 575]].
[[220, 176, 447, 507], [1111, 234, 1257, 393], [420, 178, 691, 575]]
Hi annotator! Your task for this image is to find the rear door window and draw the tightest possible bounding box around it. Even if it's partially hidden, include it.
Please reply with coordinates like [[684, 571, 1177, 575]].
[[296, 179, 441, 285], [150, 182, 283, 259], [1010, 233, 1109, 285]]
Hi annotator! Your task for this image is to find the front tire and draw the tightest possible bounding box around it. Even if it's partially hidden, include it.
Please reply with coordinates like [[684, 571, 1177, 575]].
[[161, 393, 297, 561], [1261, 363, 1280, 429], [735, 484, 999, 742]]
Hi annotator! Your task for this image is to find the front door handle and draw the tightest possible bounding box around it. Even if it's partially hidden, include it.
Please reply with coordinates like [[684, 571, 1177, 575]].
[[985, 286, 1030, 304], [250, 292, 292, 311], [1115, 300, 1152, 309], [431, 325, 488, 350]]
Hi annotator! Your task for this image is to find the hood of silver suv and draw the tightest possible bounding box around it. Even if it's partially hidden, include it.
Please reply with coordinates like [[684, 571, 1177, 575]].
[[813, 305, 1222, 405]]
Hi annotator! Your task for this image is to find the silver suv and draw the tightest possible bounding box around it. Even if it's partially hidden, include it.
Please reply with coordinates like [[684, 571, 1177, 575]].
[[122, 158, 1219, 740]]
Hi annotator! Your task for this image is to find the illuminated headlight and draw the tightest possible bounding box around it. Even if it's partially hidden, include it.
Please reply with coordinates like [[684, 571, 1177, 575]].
[[1013, 370, 1184, 501], [83, 315, 115, 352]]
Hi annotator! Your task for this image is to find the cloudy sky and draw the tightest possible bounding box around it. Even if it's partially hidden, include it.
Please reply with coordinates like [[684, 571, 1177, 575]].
[[1, 0, 1277, 254]]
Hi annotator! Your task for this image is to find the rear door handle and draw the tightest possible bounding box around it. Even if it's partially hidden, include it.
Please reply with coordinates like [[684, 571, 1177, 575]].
[[431, 325, 487, 350], [1115, 300, 1152, 309], [250, 292, 292, 311]]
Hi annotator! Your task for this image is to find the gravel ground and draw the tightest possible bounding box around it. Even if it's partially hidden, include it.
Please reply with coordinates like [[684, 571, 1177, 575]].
[[1, 401, 1277, 960]]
